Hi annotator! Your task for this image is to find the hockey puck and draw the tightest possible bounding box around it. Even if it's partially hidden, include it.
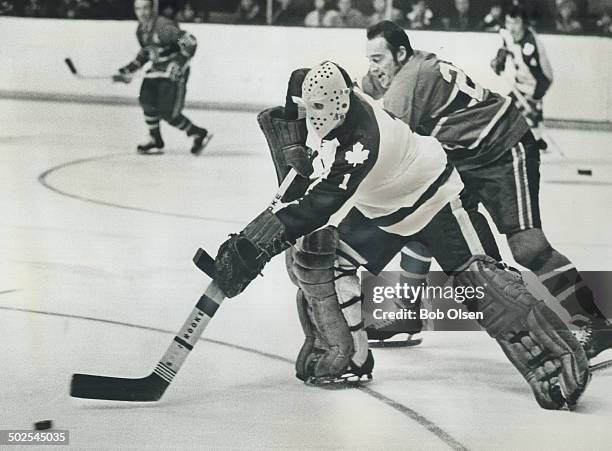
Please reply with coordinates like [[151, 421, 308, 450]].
[[33, 420, 53, 430], [577, 169, 592, 176]]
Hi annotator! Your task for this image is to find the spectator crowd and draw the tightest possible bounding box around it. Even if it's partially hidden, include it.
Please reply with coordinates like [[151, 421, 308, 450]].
[[1, 0, 611, 36]]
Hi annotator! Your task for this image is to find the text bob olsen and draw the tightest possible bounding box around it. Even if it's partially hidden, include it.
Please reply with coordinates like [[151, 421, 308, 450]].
[[372, 307, 483, 321]]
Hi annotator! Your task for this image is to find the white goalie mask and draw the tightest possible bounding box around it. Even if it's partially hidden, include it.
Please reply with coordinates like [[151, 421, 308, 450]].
[[299, 61, 351, 139]]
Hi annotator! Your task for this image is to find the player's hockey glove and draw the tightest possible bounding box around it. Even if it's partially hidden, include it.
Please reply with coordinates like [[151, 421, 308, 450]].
[[215, 210, 291, 298], [113, 67, 133, 84], [490, 48, 509, 75]]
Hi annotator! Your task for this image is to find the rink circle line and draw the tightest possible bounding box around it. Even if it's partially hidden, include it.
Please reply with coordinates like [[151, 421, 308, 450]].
[[0, 304, 470, 451], [37, 153, 243, 225]]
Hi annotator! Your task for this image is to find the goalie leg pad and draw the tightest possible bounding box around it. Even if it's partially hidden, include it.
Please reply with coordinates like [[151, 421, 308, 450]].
[[335, 240, 370, 368], [455, 256, 590, 410], [293, 229, 354, 378], [295, 289, 317, 381]]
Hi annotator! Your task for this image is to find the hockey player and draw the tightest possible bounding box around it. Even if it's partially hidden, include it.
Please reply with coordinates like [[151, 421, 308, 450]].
[[362, 20, 612, 359], [211, 61, 590, 410], [114, 0, 212, 155], [490, 6, 553, 139]]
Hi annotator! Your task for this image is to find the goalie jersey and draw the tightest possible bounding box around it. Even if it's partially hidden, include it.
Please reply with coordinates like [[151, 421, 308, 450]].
[[363, 51, 529, 171], [123, 16, 197, 79], [275, 90, 463, 240]]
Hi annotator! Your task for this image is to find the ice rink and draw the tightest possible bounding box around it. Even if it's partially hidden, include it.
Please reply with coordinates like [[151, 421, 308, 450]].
[[1, 99, 611, 449]]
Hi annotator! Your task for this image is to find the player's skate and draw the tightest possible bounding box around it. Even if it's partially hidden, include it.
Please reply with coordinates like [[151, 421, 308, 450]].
[[137, 137, 165, 155], [365, 298, 423, 348], [572, 315, 612, 360], [190, 129, 212, 156]]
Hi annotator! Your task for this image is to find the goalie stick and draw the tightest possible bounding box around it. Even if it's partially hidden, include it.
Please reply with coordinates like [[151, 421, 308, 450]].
[[70, 168, 298, 401]]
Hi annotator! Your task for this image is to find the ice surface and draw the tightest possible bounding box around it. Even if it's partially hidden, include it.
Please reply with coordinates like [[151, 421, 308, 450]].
[[1, 100, 611, 449]]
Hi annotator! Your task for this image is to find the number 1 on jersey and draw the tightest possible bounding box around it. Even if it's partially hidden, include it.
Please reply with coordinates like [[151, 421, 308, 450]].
[[339, 174, 351, 190]]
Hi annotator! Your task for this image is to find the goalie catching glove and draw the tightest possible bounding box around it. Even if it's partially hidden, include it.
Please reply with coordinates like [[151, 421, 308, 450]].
[[215, 210, 291, 298]]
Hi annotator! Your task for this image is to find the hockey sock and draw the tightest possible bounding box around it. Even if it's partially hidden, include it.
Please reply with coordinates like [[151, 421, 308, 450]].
[[145, 114, 163, 142], [399, 243, 431, 330], [168, 114, 206, 136], [531, 247, 606, 321]]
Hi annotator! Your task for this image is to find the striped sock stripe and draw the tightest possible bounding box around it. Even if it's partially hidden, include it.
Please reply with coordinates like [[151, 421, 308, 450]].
[[400, 271, 428, 280], [557, 281, 586, 303], [401, 247, 432, 263], [538, 263, 575, 282]]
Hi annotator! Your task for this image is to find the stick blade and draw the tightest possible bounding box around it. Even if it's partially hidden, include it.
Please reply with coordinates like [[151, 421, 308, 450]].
[[64, 58, 78, 75], [70, 373, 168, 401]]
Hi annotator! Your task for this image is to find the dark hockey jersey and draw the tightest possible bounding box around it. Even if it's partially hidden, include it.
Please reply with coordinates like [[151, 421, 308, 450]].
[[276, 90, 463, 241], [363, 51, 529, 171], [498, 27, 553, 101], [123, 16, 197, 79]]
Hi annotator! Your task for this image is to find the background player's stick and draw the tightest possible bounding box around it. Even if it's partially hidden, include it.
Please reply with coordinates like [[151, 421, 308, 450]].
[[64, 58, 114, 80], [64, 57, 143, 81], [506, 85, 567, 159], [70, 169, 298, 401]]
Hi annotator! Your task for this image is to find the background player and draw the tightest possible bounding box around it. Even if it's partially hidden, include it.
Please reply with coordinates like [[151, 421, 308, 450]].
[[491, 5, 553, 146], [362, 20, 611, 359], [114, 0, 212, 155], [210, 61, 589, 410]]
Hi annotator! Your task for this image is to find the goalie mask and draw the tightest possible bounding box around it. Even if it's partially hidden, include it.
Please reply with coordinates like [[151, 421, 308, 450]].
[[300, 61, 351, 139]]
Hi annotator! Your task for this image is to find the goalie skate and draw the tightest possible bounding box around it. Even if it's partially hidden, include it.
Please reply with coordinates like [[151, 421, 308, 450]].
[[305, 372, 373, 389]]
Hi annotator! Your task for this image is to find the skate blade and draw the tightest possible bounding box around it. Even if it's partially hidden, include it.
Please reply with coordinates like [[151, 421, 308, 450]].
[[305, 373, 372, 389], [137, 149, 165, 156], [590, 358, 612, 374], [369, 334, 423, 348]]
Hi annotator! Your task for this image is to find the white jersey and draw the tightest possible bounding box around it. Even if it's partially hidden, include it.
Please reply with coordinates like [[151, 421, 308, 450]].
[[499, 28, 553, 100]]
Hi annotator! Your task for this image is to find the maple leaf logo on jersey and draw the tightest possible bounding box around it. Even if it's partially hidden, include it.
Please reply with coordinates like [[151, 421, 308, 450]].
[[345, 142, 369, 167]]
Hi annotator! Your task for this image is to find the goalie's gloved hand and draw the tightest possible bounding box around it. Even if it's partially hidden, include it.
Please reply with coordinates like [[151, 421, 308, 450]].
[[283, 144, 313, 178], [113, 67, 133, 84], [280, 144, 314, 202], [215, 210, 290, 298]]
